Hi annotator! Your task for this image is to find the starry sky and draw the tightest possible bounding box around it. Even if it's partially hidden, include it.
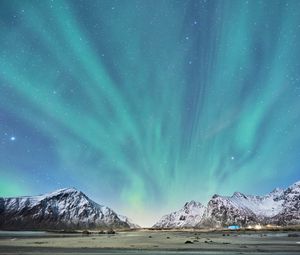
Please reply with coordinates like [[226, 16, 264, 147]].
[[1, 0, 300, 226]]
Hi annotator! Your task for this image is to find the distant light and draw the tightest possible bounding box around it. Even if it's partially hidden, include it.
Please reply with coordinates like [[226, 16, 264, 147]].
[[254, 224, 262, 230], [228, 225, 240, 230], [231, 156, 235, 160], [10, 136, 16, 141]]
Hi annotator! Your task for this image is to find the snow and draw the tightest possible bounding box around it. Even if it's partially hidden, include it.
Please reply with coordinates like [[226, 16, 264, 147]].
[[287, 181, 300, 193], [153, 180, 300, 228], [118, 215, 141, 228], [153, 200, 206, 228], [228, 192, 284, 217], [1, 188, 137, 229]]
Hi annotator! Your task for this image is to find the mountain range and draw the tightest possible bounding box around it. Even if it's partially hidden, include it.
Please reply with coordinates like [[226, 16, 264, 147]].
[[1, 181, 299, 230], [0, 188, 139, 230], [153, 181, 300, 228]]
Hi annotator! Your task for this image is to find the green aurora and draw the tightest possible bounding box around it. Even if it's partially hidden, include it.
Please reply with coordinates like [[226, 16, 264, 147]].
[[0, 0, 300, 226]]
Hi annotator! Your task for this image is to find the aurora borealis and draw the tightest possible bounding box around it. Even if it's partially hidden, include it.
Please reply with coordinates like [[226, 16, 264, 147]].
[[1, 0, 300, 226]]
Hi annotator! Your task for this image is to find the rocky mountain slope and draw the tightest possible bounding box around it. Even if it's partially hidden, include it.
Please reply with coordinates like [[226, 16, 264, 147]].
[[270, 181, 300, 225], [0, 188, 138, 230], [153, 200, 206, 228], [118, 215, 141, 229], [153, 181, 300, 228]]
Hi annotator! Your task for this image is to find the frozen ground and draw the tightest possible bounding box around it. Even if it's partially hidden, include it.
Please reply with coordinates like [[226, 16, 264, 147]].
[[0, 230, 299, 254]]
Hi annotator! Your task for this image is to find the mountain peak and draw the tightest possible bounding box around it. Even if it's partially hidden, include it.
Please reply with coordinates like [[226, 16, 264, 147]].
[[0, 188, 136, 230], [289, 180, 300, 189], [212, 194, 220, 199], [153, 180, 300, 229], [184, 200, 202, 209], [53, 187, 81, 194], [153, 200, 206, 228], [232, 191, 247, 199], [40, 187, 85, 200], [269, 187, 284, 197], [271, 187, 282, 193]]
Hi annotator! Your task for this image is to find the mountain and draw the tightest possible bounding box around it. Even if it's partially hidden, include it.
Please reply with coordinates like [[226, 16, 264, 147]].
[[199, 188, 286, 227], [153, 200, 206, 228], [0, 188, 138, 230], [153, 181, 300, 228], [198, 193, 259, 228], [270, 181, 300, 225], [118, 215, 141, 229]]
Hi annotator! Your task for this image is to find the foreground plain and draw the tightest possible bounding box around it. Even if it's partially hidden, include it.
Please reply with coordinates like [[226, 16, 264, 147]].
[[0, 229, 299, 254]]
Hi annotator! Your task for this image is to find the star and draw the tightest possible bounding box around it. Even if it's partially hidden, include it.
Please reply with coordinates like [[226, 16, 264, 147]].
[[0, 0, 299, 228]]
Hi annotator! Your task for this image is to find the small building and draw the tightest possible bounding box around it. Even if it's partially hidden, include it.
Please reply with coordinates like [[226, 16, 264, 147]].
[[228, 225, 240, 230]]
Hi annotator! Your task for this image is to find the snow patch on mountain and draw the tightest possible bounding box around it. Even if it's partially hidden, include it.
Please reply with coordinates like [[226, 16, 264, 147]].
[[0, 188, 137, 230], [153, 181, 300, 228], [153, 200, 206, 228], [118, 215, 141, 229], [223, 190, 284, 218]]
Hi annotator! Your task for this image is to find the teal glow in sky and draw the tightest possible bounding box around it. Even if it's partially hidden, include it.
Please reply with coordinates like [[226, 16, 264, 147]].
[[1, 0, 300, 226]]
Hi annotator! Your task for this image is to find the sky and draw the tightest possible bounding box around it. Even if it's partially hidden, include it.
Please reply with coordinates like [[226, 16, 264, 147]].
[[1, 0, 300, 227]]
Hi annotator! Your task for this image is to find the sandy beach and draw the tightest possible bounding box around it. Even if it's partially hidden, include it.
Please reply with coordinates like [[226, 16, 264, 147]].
[[0, 229, 299, 254]]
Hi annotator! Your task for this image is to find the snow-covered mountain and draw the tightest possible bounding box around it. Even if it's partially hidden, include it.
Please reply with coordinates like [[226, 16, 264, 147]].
[[153, 181, 300, 228], [0, 188, 138, 230], [153, 200, 206, 228], [270, 181, 300, 225], [199, 188, 286, 227], [118, 215, 141, 229], [198, 193, 259, 228]]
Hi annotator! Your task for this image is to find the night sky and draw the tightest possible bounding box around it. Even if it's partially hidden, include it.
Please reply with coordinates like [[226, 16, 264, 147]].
[[1, 0, 300, 226]]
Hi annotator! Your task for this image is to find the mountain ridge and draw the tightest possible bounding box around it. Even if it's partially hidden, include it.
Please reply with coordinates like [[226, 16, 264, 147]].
[[0, 188, 139, 230], [153, 180, 300, 228], [153, 200, 206, 228]]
